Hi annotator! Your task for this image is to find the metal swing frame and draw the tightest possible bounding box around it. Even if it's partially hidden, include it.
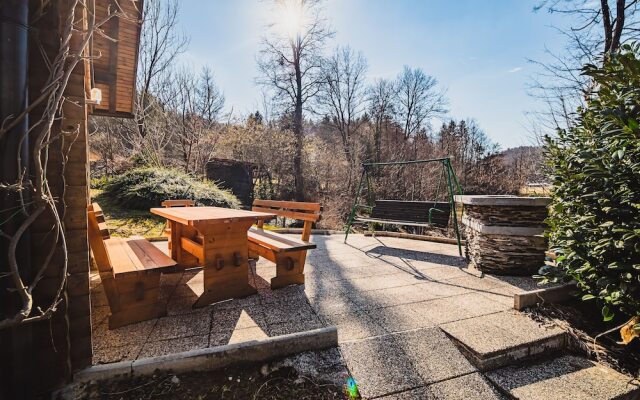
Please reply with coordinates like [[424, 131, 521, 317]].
[[344, 157, 464, 256]]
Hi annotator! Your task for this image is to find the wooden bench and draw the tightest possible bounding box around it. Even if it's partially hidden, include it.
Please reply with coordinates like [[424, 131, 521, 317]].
[[161, 199, 195, 250], [88, 203, 177, 329], [248, 200, 321, 289], [356, 200, 451, 228]]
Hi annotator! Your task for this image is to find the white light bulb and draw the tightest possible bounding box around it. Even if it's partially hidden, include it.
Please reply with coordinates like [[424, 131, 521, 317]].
[[90, 87, 102, 105]]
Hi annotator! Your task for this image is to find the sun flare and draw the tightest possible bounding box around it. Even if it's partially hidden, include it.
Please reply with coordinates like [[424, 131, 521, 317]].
[[279, 0, 306, 38]]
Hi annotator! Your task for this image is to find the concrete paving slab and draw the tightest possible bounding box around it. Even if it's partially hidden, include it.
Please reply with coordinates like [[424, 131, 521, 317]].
[[257, 283, 306, 303], [320, 311, 386, 342], [366, 304, 435, 333], [340, 334, 424, 398], [444, 274, 507, 292], [138, 335, 208, 359], [348, 273, 417, 292], [488, 275, 548, 292], [166, 292, 209, 316], [479, 285, 520, 308], [211, 306, 268, 332], [426, 372, 505, 399], [227, 326, 269, 344], [148, 311, 211, 341], [410, 264, 471, 281], [392, 328, 476, 384], [91, 234, 632, 400], [308, 293, 362, 317], [377, 386, 435, 399], [441, 311, 566, 370], [318, 264, 401, 282], [409, 293, 509, 326], [303, 281, 346, 298], [92, 319, 156, 350], [92, 344, 140, 365], [267, 316, 325, 336], [262, 297, 318, 325], [413, 280, 474, 298], [345, 285, 433, 311], [486, 355, 640, 400]]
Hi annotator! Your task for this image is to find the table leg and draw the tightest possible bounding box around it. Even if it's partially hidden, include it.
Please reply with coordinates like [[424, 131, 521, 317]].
[[172, 221, 200, 270], [193, 221, 256, 308]]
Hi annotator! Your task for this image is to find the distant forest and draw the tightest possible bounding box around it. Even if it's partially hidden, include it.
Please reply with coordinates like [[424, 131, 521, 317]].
[[90, 0, 544, 227]]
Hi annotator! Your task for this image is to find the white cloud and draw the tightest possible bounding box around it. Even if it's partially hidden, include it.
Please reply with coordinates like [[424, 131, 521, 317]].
[[507, 67, 523, 73]]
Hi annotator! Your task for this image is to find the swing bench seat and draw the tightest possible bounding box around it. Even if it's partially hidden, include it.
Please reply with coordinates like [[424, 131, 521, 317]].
[[356, 200, 451, 228]]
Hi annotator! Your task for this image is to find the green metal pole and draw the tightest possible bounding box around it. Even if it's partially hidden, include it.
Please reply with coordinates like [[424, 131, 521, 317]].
[[444, 159, 463, 256], [344, 166, 367, 243], [365, 170, 374, 207]]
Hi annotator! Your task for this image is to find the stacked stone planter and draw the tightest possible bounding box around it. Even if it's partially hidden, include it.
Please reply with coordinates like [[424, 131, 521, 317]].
[[455, 195, 551, 275]]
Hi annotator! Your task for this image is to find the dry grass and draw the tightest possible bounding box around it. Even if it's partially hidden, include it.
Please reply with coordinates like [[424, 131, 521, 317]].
[[91, 189, 165, 238]]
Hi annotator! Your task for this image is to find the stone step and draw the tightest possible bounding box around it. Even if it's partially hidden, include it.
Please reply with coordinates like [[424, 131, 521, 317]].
[[440, 310, 566, 371], [486, 355, 640, 400]]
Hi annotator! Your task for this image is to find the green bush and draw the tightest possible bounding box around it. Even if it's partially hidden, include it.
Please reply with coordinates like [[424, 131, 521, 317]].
[[90, 176, 110, 190], [539, 44, 640, 322], [102, 167, 240, 210]]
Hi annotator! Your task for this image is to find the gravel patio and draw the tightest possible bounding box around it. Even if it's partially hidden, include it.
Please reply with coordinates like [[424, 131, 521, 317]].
[[90, 234, 639, 399]]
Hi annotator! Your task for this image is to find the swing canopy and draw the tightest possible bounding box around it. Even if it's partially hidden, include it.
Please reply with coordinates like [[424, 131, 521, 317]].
[[344, 157, 464, 255]]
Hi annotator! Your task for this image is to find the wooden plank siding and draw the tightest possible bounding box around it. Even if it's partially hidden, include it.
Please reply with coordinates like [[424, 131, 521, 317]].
[[92, 0, 143, 117], [0, 0, 143, 397]]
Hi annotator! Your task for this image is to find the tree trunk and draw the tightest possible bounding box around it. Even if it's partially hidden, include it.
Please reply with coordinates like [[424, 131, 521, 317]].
[[293, 53, 305, 201]]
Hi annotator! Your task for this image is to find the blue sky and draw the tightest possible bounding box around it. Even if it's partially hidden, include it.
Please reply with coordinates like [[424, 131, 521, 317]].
[[177, 1, 569, 149]]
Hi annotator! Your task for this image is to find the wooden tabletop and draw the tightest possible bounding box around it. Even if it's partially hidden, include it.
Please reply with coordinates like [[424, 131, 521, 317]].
[[150, 206, 276, 226]]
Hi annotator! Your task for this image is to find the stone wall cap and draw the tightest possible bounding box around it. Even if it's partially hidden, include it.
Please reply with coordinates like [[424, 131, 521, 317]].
[[454, 195, 551, 207]]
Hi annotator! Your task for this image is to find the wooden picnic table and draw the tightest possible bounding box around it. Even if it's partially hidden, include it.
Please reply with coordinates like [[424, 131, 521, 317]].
[[151, 206, 276, 307]]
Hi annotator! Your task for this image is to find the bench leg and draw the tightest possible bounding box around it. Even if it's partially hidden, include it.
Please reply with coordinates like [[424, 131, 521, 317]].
[[106, 274, 167, 329], [271, 251, 306, 289]]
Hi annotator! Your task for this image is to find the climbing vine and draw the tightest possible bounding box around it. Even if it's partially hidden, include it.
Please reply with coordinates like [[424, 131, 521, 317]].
[[0, 0, 126, 329]]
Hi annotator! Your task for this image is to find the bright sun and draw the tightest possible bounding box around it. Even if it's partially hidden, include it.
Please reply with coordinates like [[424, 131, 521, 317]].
[[279, 0, 306, 39]]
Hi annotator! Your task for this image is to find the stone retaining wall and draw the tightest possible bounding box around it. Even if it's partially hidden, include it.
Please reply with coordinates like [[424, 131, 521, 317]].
[[464, 205, 548, 227]]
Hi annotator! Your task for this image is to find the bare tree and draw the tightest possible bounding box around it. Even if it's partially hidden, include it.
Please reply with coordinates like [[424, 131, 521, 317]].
[[257, 0, 334, 200], [317, 46, 368, 173], [136, 0, 188, 138], [172, 66, 225, 173], [530, 0, 640, 131], [368, 78, 396, 163], [395, 66, 448, 140]]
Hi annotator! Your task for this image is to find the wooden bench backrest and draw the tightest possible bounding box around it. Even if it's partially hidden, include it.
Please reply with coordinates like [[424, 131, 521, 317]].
[[252, 199, 322, 242], [252, 200, 322, 222], [90, 203, 111, 239], [87, 203, 114, 277], [161, 199, 195, 207]]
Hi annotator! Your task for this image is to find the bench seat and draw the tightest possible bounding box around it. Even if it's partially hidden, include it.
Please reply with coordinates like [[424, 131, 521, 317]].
[[362, 200, 451, 228], [354, 217, 434, 228], [248, 200, 321, 289], [248, 228, 316, 253], [105, 238, 177, 278], [88, 203, 177, 329]]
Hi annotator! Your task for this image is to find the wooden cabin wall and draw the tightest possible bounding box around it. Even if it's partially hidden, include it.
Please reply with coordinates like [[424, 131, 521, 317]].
[[0, 1, 92, 397], [93, 0, 142, 117]]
